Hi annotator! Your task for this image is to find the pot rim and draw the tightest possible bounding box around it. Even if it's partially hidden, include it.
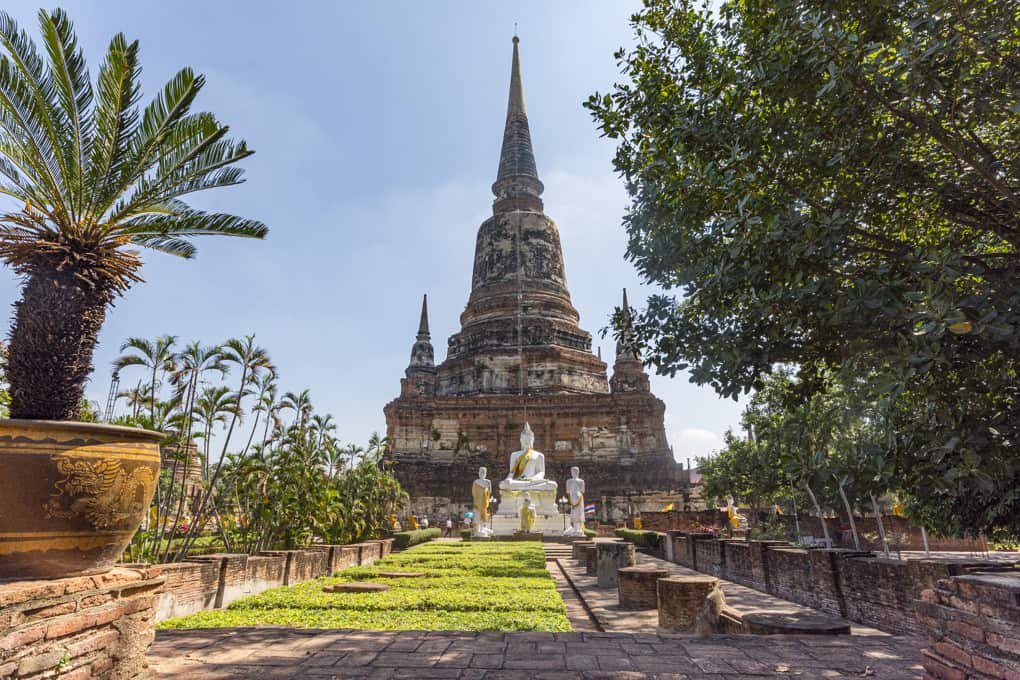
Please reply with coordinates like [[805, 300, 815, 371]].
[[0, 418, 165, 442]]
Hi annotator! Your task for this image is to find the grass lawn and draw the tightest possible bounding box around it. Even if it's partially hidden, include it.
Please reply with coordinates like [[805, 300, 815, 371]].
[[158, 540, 570, 632]]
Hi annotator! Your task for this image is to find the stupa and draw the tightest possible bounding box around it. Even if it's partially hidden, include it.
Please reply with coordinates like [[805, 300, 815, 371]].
[[383, 37, 686, 522]]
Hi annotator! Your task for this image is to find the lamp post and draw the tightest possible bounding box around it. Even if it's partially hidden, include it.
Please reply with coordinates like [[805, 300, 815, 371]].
[[557, 497, 569, 531]]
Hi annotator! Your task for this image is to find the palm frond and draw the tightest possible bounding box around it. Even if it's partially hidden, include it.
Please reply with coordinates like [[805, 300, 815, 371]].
[[38, 8, 92, 219], [0, 11, 72, 222], [84, 33, 139, 225]]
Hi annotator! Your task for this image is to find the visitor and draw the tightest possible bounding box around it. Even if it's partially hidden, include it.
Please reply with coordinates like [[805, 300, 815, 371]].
[[422, 515, 429, 529], [444, 517, 453, 537], [463, 515, 472, 530]]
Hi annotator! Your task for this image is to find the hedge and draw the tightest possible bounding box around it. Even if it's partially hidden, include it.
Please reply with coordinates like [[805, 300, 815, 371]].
[[614, 528, 665, 549], [393, 528, 441, 549]]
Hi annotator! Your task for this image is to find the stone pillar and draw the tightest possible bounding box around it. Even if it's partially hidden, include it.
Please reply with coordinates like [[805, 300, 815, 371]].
[[657, 575, 725, 634], [577, 543, 598, 576], [572, 540, 595, 562], [618, 566, 669, 610], [596, 540, 636, 588], [0, 566, 164, 679]]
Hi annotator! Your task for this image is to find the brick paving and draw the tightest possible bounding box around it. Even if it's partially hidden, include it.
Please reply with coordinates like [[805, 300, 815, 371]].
[[151, 627, 925, 678]]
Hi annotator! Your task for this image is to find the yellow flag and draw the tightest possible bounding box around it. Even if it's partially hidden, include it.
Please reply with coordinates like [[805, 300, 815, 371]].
[[662, 502, 675, 512]]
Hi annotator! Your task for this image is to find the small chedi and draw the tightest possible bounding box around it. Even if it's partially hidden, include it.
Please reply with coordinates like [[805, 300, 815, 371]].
[[383, 35, 687, 522]]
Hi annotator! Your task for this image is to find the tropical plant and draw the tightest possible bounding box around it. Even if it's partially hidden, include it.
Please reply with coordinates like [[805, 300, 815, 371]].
[[0, 9, 266, 420]]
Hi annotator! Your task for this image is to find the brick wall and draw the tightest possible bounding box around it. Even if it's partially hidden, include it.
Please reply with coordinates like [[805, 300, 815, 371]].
[[917, 571, 1019, 679], [650, 533, 999, 634], [154, 542, 395, 623], [155, 561, 219, 621], [245, 555, 286, 596], [0, 566, 164, 680], [697, 539, 725, 578]]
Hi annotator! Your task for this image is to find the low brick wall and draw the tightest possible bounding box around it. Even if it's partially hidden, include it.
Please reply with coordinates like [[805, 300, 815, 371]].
[[155, 561, 219, 621], [0, 566, 164, 679], [653, 533, 1000, 635], [154, 541, 389, 623], [917, 571, 1020, 679], [246, 555, 286, 596]]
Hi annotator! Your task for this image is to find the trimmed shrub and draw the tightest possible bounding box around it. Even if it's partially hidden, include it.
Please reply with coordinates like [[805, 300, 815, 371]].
[[614, 528, 665, 549], [583, 528, 596, 538], [393, 528, 441, 549]]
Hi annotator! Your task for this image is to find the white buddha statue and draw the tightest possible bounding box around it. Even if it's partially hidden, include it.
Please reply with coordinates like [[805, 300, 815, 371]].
[[471, 467, 493, 537], [500, 422, 557, 494], [563, 466, 586, 537]]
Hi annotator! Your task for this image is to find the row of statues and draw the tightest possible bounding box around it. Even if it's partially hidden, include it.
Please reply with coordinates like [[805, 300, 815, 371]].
[[471, 423, 586, 537]]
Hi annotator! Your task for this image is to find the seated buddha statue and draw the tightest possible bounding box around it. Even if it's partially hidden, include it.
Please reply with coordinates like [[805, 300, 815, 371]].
[[499, 422, 557, 494]]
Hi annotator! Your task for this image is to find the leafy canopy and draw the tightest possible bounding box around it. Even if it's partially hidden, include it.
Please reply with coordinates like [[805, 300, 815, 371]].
[[587, 0, 1019, 535]]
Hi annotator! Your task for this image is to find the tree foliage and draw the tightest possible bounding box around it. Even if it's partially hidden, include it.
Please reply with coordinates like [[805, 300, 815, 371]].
[[588, 0, 1019, 535], [0, 9, 265, 419], [114, 334, 406, 562]]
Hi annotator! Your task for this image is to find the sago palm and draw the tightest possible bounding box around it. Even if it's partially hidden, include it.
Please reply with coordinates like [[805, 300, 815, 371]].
[[0, 10, 266, 420]]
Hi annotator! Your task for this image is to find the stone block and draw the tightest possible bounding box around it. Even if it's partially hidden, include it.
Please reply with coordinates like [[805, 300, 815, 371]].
[[596, 541, 635, 588], [617, 567, 668, 610], [657, 575, 724, 634]]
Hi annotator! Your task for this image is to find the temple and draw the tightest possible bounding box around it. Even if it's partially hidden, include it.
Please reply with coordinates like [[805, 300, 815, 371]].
[[383, 37, 687, 521]]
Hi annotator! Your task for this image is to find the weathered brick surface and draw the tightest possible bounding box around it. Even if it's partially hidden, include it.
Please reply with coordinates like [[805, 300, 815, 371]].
[[617, 567, 669, 610], [0, 566, 163, 680], [919, 571, 1020, 680], [154, 560, 218, 621]]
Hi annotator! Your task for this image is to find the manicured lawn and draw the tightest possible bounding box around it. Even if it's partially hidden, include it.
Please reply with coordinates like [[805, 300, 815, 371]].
[[158, 541, 570, 632]]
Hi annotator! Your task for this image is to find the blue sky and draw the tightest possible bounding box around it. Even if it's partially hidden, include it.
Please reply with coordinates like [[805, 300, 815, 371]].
[[0, 1, 743, 461]]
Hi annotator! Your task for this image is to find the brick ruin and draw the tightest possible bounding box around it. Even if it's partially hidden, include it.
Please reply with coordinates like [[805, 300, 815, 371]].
[[383, 37, 687, 520]]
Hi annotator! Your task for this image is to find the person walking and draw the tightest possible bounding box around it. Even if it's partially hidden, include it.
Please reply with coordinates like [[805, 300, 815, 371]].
[[421, 515, 429, 529], [444, 517, 453, 537]]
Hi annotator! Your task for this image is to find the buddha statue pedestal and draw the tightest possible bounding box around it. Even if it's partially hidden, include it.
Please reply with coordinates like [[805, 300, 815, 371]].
[[488, 423, 568, 536]]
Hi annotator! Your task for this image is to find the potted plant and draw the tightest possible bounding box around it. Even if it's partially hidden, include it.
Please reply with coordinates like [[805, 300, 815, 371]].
[[0, 9, 266, 578]]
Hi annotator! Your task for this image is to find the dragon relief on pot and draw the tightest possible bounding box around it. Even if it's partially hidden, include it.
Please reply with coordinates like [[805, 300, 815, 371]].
[[43, 456, 155, 530]]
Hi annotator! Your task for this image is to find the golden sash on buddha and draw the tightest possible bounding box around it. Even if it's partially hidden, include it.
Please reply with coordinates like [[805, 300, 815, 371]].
[[511, 448, 535, 479]]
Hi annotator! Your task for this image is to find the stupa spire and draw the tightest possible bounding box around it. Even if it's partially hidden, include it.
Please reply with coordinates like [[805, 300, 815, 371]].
[[615, 288, 639, 361], [416, 294, 430, 341], [492, 35, 544, 214], [407, 293, 435, 377]]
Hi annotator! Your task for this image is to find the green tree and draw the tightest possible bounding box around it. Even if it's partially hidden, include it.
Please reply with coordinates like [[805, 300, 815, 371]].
[[0, 9, 266, 420], [587, 0, 1019, 535]]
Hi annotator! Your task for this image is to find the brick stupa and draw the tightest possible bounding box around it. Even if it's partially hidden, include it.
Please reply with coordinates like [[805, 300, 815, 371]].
[[383, 37, 685, 521]]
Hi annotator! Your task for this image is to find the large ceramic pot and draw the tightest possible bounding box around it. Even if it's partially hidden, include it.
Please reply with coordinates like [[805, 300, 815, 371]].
[[0, 420, 163, 579]]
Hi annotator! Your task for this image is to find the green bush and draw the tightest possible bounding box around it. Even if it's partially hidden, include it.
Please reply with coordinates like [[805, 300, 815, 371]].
[[392, 528, 441, 550], [583, 528, 596, 538], [614, 528, 665, 549]]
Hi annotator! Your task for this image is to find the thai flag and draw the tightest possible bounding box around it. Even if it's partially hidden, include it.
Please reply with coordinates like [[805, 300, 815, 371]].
[[584, 503, 596, 514]]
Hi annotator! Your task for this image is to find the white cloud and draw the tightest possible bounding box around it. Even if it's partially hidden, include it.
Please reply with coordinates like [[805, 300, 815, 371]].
[[671, 427, 723, 463]]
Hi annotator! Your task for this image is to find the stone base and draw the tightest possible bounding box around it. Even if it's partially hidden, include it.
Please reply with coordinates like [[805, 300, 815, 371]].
[[0, 565, 165, 679], [618, 566, 669, 610], [490, 511, 569, 536], [657, 575, 725, 634], [495, 488, 558, 516]]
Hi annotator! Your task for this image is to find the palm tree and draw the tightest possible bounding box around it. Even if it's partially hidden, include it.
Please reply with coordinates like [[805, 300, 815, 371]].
[[280, 389, 313, 431], [0, 10, 266, 420], [113, 335, 177, 425], [191, 385, 236, 480], [310, 413, 336, 448]]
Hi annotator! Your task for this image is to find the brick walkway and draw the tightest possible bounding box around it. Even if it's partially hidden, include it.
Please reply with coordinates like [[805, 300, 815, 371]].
[[151, 627, 925, 678], [547, 544, 885, 635]]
